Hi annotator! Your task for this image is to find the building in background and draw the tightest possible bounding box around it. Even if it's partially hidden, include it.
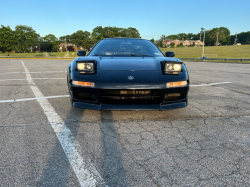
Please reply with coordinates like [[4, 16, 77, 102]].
[[163, 39, 204, 47], [59, 43, 85, 52]]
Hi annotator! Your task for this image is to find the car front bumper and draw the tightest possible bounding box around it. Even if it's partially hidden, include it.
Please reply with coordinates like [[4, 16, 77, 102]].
[[68, 85, 189, 111]]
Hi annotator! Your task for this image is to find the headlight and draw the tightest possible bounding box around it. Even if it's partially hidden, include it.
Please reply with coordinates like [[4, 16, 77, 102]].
[[76, 62, 95, 74], [165, 63, 182, 74]]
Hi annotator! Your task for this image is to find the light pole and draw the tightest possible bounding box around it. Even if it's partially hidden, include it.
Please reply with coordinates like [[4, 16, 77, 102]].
[[201, 27, 206, 57], [65, 37, 67, 52]]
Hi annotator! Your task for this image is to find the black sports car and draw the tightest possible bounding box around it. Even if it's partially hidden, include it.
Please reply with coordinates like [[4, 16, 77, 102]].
[[67, 38, 189, 110]]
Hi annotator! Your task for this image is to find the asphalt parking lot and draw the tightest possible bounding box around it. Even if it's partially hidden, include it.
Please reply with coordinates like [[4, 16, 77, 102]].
[[0, 59, 250, 187]]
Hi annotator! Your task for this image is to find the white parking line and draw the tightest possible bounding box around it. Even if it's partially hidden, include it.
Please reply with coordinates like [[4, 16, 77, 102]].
[[0, 71, 67, 74], [190, 82, 231, 87], [0, 78, 66, 81], [0, 72, 20, 74], [20, 60, 104, 187], [0, 95, 69, 103], [0, 99, 16, 103]]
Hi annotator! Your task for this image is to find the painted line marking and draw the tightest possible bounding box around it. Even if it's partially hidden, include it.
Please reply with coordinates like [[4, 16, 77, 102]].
[[0, 72, 20, 74], [0, 95, 69, 103], [16, 95, 69, 101], [190, 82, 231, 87], [0, 78, 66, 81], [0, 95, 70, 103], [20, 60, 105, 187], [0, 99, 15, 103], [0, 71, 67, 74]]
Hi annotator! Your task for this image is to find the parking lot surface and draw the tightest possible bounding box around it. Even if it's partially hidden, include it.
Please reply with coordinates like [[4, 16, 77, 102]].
[[0, 59, 250, 187]]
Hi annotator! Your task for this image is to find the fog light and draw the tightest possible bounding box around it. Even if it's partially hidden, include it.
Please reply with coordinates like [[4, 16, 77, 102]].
[[168, 93, 181, 97], [166, 81, 187, 88], [164, 93, 183, 101], [72, 81, 95, 88]]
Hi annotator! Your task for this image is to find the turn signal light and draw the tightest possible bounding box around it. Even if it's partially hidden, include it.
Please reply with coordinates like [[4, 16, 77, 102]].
[[72, 81, 95, 88], [166, 81, 187, 88]]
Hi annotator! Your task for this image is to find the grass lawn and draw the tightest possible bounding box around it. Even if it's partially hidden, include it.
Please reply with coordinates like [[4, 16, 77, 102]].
[[160, 45, 250, 58], [1, 45, 249, 59], [0, 51, 78, 58]]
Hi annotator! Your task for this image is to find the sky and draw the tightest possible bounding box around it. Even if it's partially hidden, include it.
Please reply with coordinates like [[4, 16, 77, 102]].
[[0, 0, 249, 40]]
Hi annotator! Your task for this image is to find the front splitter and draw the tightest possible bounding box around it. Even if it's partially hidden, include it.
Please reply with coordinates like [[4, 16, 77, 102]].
[[72, 101, 187, 111]]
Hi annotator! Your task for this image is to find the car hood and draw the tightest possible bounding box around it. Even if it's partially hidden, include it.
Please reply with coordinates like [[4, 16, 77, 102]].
[[99, 57, 160, 71], [70, 56, 187, 88]]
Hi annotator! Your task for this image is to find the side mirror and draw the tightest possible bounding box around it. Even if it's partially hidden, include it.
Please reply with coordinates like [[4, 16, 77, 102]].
[[77, 50, 86, 56], [165, 51, 175, 57]]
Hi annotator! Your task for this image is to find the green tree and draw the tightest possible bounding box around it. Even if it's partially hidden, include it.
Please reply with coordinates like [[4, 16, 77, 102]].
[[119, 28, 130, 37], [218, 27, 231, 44], [206, 27, 230, 45], [241, 32, 250, 44], [43, 34, 58, 43], [126, 27, 140, 38], [112, 27, 123, 37], [193, 33, 200, 40], [170, 42, 175, 47], [154, 35, 166, 48], [187, 33, 194, 40], [167, 34, 178, 40], [92, 26, 104, 42], [0, 25, 20, 55], [15, 25, 39, 52], [187, 33, 199, 40], [52, 44, 59, 52], [177, 33, 187, 40], [91, 26, 141, 42], [40, 42, 53, 52], [43, 34, 60, 52], [230, 31, 250, 44], [102, 26, 116, 38], [70, 30, 92, 49], [59, 35, 70, 43]]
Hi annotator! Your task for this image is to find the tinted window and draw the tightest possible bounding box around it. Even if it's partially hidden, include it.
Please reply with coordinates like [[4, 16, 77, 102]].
[[88, 39, 164, 57]]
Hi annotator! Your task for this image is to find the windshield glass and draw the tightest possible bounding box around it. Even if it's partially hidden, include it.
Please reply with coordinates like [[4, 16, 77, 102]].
[[88, 39, 164, 57]]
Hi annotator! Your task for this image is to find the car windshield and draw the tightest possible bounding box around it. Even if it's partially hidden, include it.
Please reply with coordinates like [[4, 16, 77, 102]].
[[88, 39, 164, 57]]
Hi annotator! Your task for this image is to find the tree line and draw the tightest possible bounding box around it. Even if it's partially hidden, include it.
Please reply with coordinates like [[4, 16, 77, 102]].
[[1, 24, 249, 54], [0, 25, 141, 53], [230, 31, 250, 45], [154, 27, 250, 47]]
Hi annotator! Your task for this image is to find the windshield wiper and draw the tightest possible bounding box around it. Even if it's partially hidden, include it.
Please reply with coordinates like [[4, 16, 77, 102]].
[[94, 54, 101, 56]]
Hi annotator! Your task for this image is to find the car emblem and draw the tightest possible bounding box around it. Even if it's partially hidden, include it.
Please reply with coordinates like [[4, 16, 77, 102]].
[[128, 76, 134, 80]]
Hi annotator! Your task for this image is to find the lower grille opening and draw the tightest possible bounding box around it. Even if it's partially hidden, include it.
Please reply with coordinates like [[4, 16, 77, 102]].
[[100, 90, 161, 105], [101, 96, 161, 105], [73, 92, 97, 101], [164, 92, 187, 101]]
